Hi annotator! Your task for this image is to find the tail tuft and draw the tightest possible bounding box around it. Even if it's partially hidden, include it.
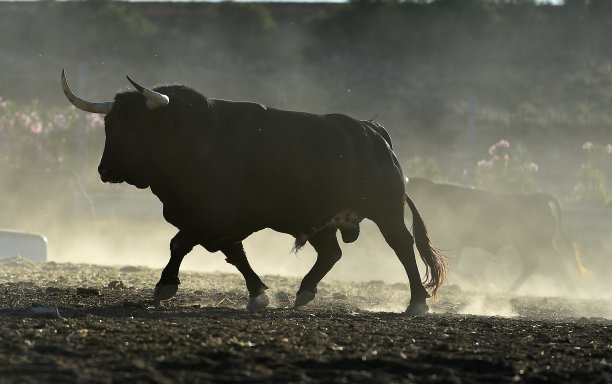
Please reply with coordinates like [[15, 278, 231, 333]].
[[572, 242, 592, 279], [548, 196, 592, 280], [405, 194, 448, 299]]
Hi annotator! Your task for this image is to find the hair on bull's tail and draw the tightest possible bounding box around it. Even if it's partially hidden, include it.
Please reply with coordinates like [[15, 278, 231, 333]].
[[405, 194, 447, 299]]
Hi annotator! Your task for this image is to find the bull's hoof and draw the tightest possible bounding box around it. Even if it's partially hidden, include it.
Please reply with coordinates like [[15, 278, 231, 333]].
[[405, 301, 429, 316], [153, 284, 179, 301], [294, 290, 316, 308], [246, 292, 270, 311]]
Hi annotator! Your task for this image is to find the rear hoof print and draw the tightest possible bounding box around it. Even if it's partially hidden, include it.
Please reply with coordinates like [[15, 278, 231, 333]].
[[405, 301, 429, 316], [246, 292, 270, 311], [294, 290, 316, 308], [153, 284, 179, 301]]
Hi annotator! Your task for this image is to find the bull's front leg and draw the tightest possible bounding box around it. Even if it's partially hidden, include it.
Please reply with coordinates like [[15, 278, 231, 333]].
[[153, 230, 197, 302], [220, 241, 270, 311]]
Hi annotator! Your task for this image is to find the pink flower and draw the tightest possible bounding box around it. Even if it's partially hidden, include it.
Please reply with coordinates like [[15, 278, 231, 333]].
[[582, 141, 593, 150], [606, 144, 612, 154], [53, 114, 66, 127], [497, 139, 510, 148], [477, 159, 494, 169], [30, 122, 42, 134], [526, 162, 539, 172], [87, 114, 105, 129], [20, 114, 31, 126], [488, 139, 510, 155]]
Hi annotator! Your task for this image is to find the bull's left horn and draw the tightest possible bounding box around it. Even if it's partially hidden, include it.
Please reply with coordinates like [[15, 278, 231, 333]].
[[126, 75, 169, 110], [61, 70, 114, 114]]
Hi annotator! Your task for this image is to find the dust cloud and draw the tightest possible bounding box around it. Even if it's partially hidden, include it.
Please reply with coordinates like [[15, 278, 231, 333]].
[[458, 296, 518, 318]]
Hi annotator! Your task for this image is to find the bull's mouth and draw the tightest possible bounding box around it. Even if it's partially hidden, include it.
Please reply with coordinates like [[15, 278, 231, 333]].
[[100, 174, 125, 184], [101, 177, 149, 189], [100, 170, 149, 189]]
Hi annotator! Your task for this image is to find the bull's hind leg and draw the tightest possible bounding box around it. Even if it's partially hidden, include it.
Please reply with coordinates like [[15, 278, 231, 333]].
[[221, 241, 270, 310], [510, 244, 577, 294], [508, 245, 540, 293], [154, 230, 197, 302], [295, 227, 342, 307], [376, 218, 431, 315]]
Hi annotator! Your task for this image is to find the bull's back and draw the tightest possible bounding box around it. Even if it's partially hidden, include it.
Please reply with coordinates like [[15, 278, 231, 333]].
[[406, 179, 556, 251], [234, 106, 400, 231]]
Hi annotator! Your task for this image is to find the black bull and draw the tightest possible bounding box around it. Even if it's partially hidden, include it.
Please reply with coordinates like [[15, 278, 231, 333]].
[[61, 72, 446, 315], [405, 177, 589, 292]]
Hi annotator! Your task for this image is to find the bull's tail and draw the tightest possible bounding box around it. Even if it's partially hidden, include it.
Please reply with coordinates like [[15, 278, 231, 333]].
[[571, 242, 591, 278], [548, 197, 591, 278], [405, 194, 448, 299]]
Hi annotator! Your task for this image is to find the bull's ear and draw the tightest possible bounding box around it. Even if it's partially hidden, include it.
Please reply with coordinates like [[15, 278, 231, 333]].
[[126, 75, 169, 110]]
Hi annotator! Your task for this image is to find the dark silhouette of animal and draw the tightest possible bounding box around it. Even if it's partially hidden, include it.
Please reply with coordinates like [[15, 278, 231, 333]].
[[405, 177, 588, 292], [61, 70, 446, 314]]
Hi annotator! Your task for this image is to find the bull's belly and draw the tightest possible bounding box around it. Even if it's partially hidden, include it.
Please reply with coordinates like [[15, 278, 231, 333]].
[[432, 232, 509, 254]]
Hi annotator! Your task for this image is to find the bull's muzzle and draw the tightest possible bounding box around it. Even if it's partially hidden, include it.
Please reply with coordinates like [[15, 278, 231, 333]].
[[98, 165, 118, 183]]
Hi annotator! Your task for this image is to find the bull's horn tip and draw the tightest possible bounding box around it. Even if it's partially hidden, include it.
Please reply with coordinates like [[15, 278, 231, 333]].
[[126, 75, 144, 92]]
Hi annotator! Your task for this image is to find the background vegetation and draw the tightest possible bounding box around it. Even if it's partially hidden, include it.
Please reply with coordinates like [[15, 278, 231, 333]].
[[1, 0, 612, 203]]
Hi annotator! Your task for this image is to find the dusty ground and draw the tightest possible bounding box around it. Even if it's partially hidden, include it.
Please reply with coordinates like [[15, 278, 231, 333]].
[[0, 257, 610, 384]]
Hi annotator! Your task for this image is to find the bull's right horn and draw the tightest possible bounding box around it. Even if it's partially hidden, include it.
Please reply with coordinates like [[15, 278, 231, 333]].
[[126, 75, 169, 110], [61, 69, 114, 114]]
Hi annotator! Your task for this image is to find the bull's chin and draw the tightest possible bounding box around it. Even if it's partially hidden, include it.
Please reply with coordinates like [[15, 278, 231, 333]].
[[132, 181, 150, 189], [127, 177, 150, 189]]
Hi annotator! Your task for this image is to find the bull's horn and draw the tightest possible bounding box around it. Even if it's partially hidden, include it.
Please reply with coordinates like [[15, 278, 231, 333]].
[[126, 75, 169, 110], [61, 70, 114, 114]]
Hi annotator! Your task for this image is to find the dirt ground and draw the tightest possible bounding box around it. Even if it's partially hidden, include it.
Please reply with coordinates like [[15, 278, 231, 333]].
[[0, 257, 610, 384]]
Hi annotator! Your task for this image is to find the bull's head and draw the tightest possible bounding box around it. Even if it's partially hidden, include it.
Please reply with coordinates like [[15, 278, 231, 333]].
[[61, 70, 170, 189]]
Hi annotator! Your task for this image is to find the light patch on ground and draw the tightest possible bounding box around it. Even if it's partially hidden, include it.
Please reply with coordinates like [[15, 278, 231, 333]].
[[458, 295, 518, 318], [363, 300, 407, 313]]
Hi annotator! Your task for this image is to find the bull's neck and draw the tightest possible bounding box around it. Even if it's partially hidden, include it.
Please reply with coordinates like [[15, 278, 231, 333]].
[[149, 165, 208, 209]]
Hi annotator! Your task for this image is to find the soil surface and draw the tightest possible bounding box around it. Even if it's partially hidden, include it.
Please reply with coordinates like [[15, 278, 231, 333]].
[[0, 257, 610, 384]]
